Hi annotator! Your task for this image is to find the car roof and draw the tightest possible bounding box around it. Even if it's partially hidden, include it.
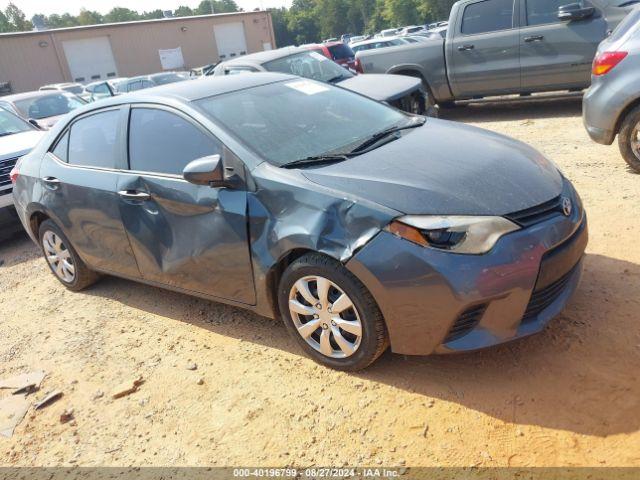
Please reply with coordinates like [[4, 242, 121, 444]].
[[352, 37, 402, 46], [220, 47, 304, 67], [77, 72, 296, 109], [0, 90, 76, 102]]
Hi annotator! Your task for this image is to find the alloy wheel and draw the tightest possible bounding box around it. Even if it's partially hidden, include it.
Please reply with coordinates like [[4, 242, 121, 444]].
[[288, 275, 363, 358], [42, 230, 75, 283], [631, 122, 640, 160]]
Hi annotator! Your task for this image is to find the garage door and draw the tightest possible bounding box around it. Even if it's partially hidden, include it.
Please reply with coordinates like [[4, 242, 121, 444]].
[[213, 22, 248, 60], [62, 36, 118, 83]]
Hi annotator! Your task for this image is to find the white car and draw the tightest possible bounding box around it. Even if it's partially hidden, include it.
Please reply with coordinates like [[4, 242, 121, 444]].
[[0, 108, 45, 238], [39, 82, 84, 95]]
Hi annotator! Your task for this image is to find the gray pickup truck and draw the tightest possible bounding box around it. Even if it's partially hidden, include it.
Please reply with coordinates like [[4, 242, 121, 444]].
[[357, 0, 635, 107]]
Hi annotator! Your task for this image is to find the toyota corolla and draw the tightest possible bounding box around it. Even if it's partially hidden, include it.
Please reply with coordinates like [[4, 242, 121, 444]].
[[11, 73, 587, 371]]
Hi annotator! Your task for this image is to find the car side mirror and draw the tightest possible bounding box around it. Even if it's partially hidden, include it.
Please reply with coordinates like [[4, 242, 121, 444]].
[[27, 118, 42, 130], [558, 3, 595, 21], [183, 154, 226, 187]]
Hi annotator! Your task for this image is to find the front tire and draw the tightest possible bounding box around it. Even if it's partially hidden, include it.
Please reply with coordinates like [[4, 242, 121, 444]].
[[617, 105, 640, 173], [278, 253, 388, 371], [39, 219, 99, 291]]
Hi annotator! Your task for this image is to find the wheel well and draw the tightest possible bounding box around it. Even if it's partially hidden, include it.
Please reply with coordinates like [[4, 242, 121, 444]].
[[29, 211, 49, 239], [393, 69, 434, 98], [266, 248, 317, 318], [615, 97, 640, 136]]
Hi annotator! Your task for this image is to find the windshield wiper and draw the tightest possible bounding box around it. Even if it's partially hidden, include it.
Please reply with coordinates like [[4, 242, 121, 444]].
[[349, 118, 427, 154], [281, 154, 350, 169], [0, 132, 15, 137], [327, 75, 346, 83]]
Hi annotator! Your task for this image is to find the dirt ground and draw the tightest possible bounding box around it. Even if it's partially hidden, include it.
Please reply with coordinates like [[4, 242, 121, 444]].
[[1, 96, 639, 468]]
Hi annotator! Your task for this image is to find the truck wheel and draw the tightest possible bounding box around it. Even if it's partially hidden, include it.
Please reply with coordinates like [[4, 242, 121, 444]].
[[617, 105, 640, 173], [278, 252, 389, 371]]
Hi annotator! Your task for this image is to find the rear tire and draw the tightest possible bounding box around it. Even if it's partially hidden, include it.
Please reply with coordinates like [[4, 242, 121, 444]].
[[278, 253, 388, 371], [617, 105, 640, 173], [39, 219, 99, 291]]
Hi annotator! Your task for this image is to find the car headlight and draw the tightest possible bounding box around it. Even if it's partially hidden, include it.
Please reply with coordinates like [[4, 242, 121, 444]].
[[385, 215, 520, 254]]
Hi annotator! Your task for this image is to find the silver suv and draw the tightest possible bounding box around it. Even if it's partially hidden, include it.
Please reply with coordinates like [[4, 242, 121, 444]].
[[583, 7, 640, 172]]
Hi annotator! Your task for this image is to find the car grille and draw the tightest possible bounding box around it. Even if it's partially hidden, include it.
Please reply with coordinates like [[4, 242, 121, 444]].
[[0, 156, 18, 193], [505, 195, 564, 228], [521, 265, 577, 324], [444, 304, 488, 343]]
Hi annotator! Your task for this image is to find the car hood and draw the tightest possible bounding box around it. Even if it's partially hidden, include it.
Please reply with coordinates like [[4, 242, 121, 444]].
[[0, 130, 45, 160], [337, 74, 422, 102], [302, 119, 563, 216]]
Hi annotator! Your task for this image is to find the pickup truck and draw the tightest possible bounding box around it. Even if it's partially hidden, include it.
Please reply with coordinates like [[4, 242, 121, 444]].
[[357, 0, 636, 108]]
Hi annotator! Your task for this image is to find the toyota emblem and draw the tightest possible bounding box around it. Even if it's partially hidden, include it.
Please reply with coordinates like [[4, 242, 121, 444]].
[[562, 197, 572, 216]]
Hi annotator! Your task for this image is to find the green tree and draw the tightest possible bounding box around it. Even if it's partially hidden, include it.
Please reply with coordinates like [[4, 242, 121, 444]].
[[104, 7, 140, 23], [77, 9, 103, 25], [174, 6, 195, 17], [141, 9, 164, 19], [270, 7, 295, 47], [383, 0, 421, 27], [0, 9, 12, 32], [5, 3, 31, 31]]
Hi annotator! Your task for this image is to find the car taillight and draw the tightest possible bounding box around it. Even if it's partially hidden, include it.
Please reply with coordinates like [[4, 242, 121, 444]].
[[10, 165, 19, 184], [592, 51, 628, 76], [354, 58, 364, 74]]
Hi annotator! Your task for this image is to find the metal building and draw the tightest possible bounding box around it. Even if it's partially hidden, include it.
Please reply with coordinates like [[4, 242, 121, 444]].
[[0, 10, 276, 94]]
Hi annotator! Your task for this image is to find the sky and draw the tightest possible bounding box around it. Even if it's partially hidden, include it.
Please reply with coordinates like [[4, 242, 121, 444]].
[[0, 0, 292, 18]]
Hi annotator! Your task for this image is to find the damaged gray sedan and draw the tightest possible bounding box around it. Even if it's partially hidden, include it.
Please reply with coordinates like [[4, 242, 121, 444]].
[[12, 73, 587, 370]]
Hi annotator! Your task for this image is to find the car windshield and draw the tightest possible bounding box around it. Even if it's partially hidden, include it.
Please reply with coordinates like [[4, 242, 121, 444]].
[[196, 79, 409, 166], [62, 85, 84, 94], [0, 108, 32, 136], [151, 73, 185, 85], [13, 93, 85, 120], [263, 51, 354, 83]]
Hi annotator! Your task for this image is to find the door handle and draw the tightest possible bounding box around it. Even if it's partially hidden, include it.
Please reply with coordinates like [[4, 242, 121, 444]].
[[524, 35, 544, 42], [118, 190, 151, 201], [43, 177, 60, 190], [457, 44, 475, 51]]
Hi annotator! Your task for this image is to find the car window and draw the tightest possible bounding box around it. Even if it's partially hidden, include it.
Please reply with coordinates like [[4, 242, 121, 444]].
[[63, 85, 84, 95], [327, 43, 355, 60], [404, 37, 419, 43], [461, 0, 514, 34], [225, 66, 258, 75], [525, 0, 565, 25], [127, 81, 142, 92], [389, 39, 405, 45], [93, 83, 110, 95], [51, 131, 69, 162], [264, 51, 354, 83], [14, 94, 85, 120], [196, 80, 407, 166], [128, 108, 221, 176], [68, 110, 120, 168]]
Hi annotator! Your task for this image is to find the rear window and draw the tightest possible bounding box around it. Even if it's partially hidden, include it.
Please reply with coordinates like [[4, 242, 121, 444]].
[[327, 43, 355, 60], [462, 0, 514, 35]]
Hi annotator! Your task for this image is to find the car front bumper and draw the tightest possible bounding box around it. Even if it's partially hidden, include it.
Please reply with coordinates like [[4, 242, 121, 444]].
[[346, 194, 587, 356], [0, 193, 23, 239]]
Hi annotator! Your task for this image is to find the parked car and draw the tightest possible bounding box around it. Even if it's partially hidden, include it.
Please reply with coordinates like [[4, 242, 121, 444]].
[[305, 41, 360, 71], [40, 83, 85, 95], [357, 0, 635, 109], [12, 73, 587, 370], [113, 72, 187, 93], [583, 6, 640, 172], [351, 36, 421, 54], [348, 35, 368, 44], [209, 47, 432, 115], [398, 25, 428, 36], [0, 91, 86, 129], [82, 78, 127, 102], [380, 28, 400, 37], [0, 108, 45, 239]]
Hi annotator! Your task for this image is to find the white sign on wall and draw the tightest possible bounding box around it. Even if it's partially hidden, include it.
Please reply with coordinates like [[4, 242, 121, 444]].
[[159, 47, 185, 70]]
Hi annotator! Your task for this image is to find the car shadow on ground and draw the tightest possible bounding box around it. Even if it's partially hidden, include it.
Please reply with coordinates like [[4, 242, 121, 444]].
[[439, 95, 583, 124], [77, 251, 640, 439]]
